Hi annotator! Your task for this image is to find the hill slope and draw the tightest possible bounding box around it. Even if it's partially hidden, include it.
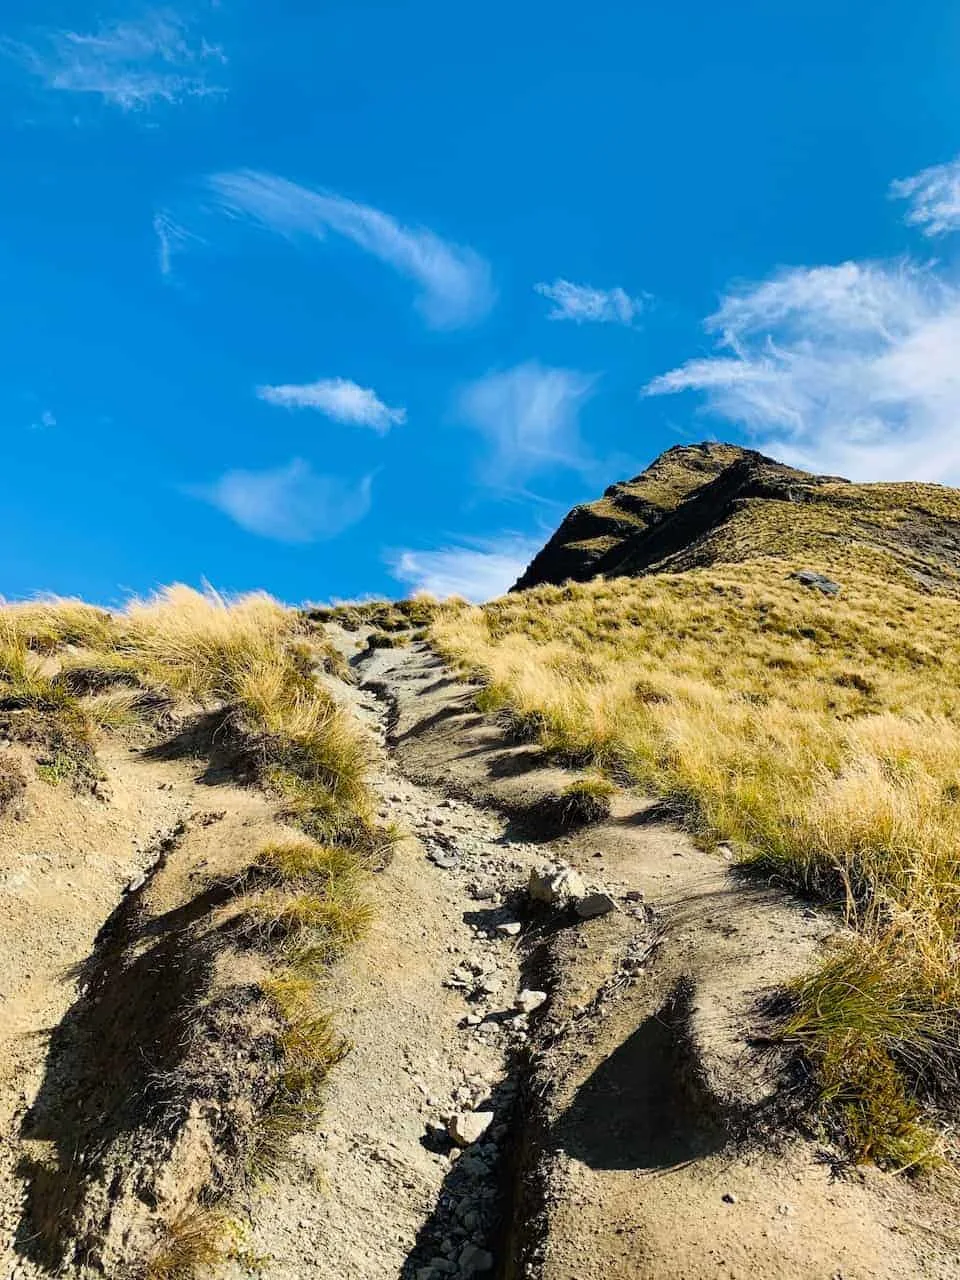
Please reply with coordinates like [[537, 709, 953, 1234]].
[[433, 444, 960, 1174], [514, 441, 960, 593]]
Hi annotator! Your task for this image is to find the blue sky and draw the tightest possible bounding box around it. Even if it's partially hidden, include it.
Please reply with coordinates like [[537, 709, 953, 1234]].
[[2, 1, 960, 604]]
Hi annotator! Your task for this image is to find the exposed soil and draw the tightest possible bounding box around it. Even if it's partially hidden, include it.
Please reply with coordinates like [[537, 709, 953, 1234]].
[[0, 720, 299, 1278]]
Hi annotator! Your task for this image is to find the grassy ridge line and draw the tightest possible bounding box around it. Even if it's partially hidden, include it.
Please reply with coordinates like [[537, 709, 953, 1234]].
[[0, 587, 380, 1275], [430, 563, 960, 1168]]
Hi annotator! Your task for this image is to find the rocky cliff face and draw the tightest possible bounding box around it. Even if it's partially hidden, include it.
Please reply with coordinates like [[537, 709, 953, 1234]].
[[512, 441, 960, 594]]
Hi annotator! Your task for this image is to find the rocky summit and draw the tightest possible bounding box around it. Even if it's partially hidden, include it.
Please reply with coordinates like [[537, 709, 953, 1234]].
[[513, 441, 960, 593]]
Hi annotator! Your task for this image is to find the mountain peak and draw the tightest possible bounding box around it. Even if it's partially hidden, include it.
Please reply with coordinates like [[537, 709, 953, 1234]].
[[512, 442, 960, 593]]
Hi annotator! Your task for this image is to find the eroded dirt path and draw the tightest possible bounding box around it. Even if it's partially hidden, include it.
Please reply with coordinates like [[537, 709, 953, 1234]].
[[222, 643, 552, 1280], [233, 633, 960, 1280]]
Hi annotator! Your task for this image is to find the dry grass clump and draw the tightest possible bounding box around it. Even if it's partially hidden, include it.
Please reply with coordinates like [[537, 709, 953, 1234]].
[[559, 776, 616, 824], [306, 592, 459, 633], [431, 561, 960, 1166], [255, 838, 364, 885], [248, 973, 350, 1184], [0, 597, 114, 653], [0, 626, 102, 790], [143, 1209, 231, 1280], [250, 832, 373, 967]]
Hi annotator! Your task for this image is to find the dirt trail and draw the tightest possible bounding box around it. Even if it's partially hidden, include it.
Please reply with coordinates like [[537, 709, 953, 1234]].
[[222, 646, 551, 1280], [230, 633, 960, 1280]]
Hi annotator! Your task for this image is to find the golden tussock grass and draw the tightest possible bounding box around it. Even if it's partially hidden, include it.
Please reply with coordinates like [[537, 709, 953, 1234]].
[[432, 560, 960, 1167], [143, 1209, 231, 1280]]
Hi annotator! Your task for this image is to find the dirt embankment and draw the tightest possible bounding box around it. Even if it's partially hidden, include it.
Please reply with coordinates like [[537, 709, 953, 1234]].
[[0, 711, 310, 1279]]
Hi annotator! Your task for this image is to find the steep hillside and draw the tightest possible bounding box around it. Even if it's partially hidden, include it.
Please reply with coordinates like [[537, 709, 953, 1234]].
[[514, 441, 960, 593]]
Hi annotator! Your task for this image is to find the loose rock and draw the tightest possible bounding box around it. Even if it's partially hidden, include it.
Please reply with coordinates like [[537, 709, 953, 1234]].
[[515, 988, 548, 1014], [527, 862, 586, 906], [447, 1110, 495, 1147], [575, 891, 618, 919], [459, 1243, 494, 1274]]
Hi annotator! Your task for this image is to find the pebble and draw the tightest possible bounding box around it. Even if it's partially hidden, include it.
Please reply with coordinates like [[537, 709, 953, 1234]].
[[515, 989, 548, 1014], [496, 921, 522, 937], [722, 1192, 738, 1204], [428, 850, 460, 869]]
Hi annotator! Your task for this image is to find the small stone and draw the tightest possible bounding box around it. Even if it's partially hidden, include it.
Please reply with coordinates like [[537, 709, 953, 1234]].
[[428, 850, 460, 869], [515, 988, 548, 1014], [496, 921, 522, 937], [575, 891, 618, 920], [125, 872, 147, 894], [722, 1192, 738, 1204], [462, 1013, 483, 1027], [459, 1243, 494, 1274], [447, 1110, 495, 1147], [624, 889, 644, 903]]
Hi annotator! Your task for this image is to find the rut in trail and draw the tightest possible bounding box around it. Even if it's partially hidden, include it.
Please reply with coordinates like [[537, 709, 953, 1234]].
[[230, 631, 960, 1280]]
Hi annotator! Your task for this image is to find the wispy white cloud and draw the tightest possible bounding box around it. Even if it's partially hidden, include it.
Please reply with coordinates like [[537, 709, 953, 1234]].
[[645, 259, 960, 482], [153, 209, 205, 277], [891, 155, 960, 237], [458, 361, 595, 479], [205, 169, 494, 328], [256, 378, 405, 433], [387, 535, 541, 602], [534, 279, 645, 325], [189, 459, 372, 542], [11, 9, 226, 111]]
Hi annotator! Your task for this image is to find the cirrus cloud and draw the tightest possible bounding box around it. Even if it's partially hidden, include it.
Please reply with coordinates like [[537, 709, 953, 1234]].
[[534, 279, 646, 326], [256, 378, 406, 433], [645, 259, 960, 482], [205, 169, 494, 329], [188, 459, 372, 542], [387, 535, 541, 602], [458, 361, 595, 480], [10, 9, 226, 111], [891, 155, 960, 238]]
